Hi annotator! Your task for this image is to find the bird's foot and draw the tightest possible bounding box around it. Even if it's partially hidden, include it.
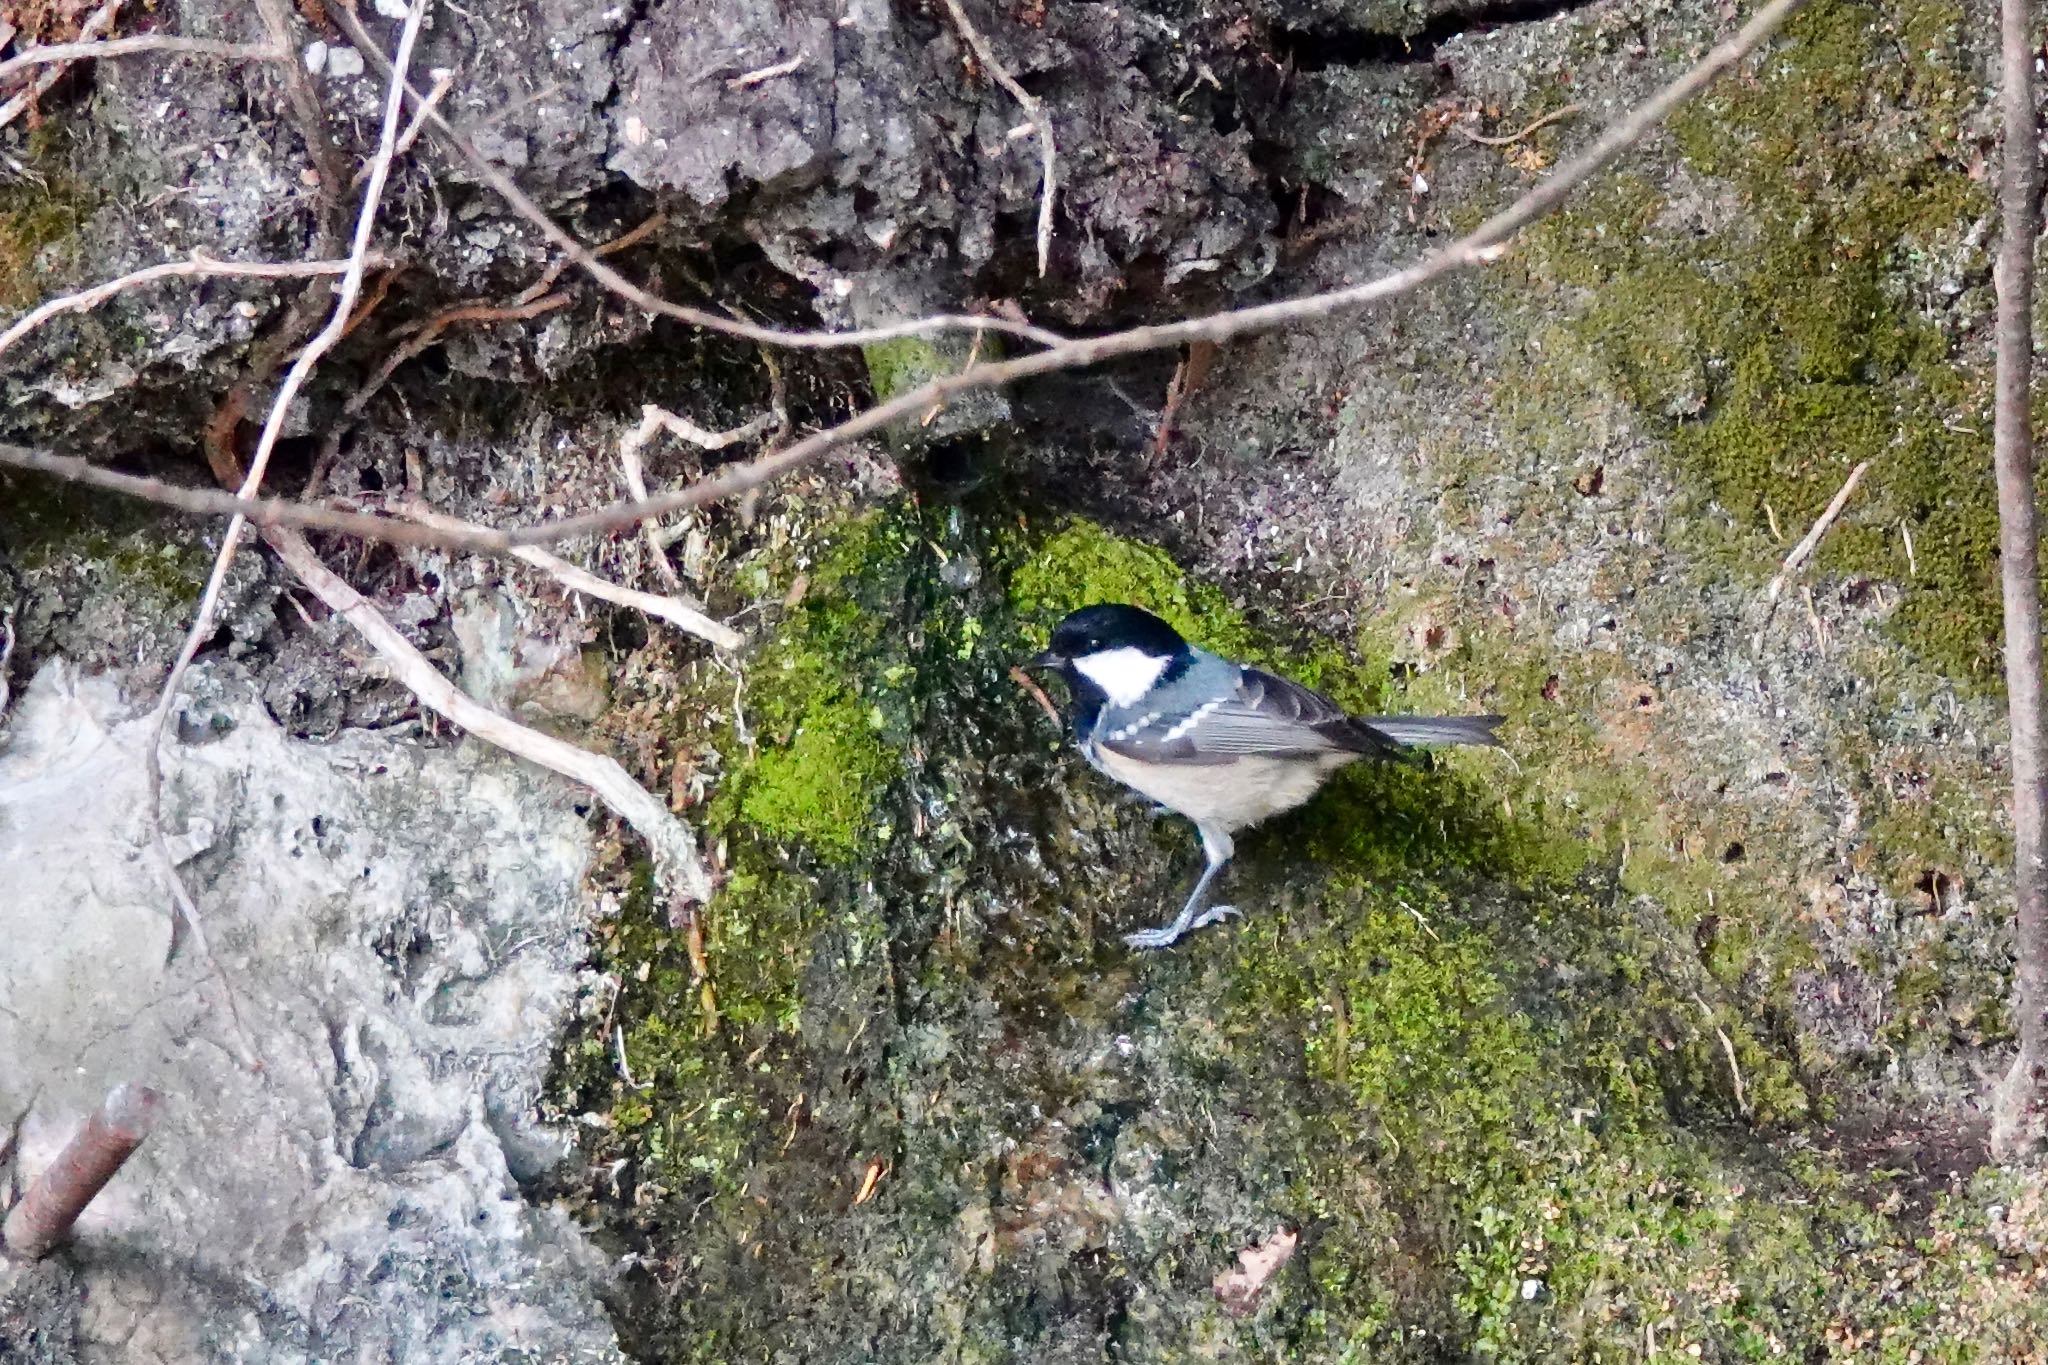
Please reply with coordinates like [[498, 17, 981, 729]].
[[1122, 904, 1240, 950]]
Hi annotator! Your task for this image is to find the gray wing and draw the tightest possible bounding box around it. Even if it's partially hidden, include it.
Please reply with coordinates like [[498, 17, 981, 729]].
[[1095, 660, 1403, 765]]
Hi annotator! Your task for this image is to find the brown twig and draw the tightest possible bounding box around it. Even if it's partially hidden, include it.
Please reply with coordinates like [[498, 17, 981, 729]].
[[324, 0, 1065, 352], [1691, 992, 1750, 1118], [306, 211, 666, 498], [1151, 339, 1216, 460], [938, 0, 1057, 277], [1, 1085, 162, 1261], [1991, 0, 2048, 1160], [1454, 102, 1584, 148], [1009, 665, 1062, 728], [2, 0, 1808, 555], [0, 255, 366, 361], [252, 0, 349, 238]]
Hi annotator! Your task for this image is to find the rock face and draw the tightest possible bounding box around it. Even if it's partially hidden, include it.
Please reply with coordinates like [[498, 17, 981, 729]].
[[5, 0, 2048, 1357], [0, 664, 617, 1361]]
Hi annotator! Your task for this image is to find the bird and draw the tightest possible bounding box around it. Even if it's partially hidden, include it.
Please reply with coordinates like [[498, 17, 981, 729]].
[[1025, 603, 1504, 949]]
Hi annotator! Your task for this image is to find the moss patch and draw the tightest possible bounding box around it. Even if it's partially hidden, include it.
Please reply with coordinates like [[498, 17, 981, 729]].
[[559, 507, 2043, 1361], [1522, 0, 2001, 683], [0, 129, 95, 311]]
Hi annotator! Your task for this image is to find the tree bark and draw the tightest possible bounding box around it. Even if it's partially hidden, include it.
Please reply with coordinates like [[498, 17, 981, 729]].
[[1990, 0, 2048, 1161]]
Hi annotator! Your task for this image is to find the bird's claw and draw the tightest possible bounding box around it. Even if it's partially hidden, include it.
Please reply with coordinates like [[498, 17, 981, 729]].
[[1122, 904, 1241, 950]]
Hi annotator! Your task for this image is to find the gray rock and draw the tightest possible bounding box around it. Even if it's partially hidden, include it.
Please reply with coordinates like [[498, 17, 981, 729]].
[[0, 662, 619, 1363]]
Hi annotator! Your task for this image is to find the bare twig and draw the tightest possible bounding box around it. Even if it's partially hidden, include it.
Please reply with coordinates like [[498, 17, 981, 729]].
[[1455, 102, 1584, 148], [353, 292, 570, 416], [2, 0, 1808, 555], [1991, 0, 2048, 1160], [727, 54, 804, 89], [1, 1085, 162, 1261], [0, 34, 282, 89], [397, 501, 744, 650], [515, 210, 668, 306], [938, 0, 1057, 277], [264, 525, 715, 901], [613, 1024, 652, 1089], [619, 405, 778, 587], [0, 0, 120, 131], [251, 0, 349, 235], [1752, 459, 1870, 652], [143, 2, 428, 1047], [1692, 992, 1750, 1118], [0, 255, 365, 361], [324, 0, 1065, 352], [1009, 664, 1062, 728], [366, 68, 456, 185]]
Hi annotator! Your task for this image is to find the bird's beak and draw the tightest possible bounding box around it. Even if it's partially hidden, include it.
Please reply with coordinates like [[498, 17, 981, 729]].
[[1023, 650, 1062, 672]]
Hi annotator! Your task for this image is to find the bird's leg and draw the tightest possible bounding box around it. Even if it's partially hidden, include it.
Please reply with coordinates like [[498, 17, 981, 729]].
[[1124, 826, 1236, 950]]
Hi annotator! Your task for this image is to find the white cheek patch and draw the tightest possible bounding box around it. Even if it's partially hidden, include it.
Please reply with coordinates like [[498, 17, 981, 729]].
[[1073, 647, 1170, 708]]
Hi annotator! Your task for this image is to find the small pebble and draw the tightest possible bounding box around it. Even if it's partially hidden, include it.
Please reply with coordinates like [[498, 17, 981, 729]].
[[326, 46, 366, 79], [303, 40, 328, 73]]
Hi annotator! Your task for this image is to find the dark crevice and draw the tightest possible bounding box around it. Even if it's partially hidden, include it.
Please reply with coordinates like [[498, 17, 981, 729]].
[[1275, 0, 1597, 70]]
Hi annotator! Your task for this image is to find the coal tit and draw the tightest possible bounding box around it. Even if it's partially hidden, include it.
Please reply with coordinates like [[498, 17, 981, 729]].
[[1026, 603, 1504, 949]]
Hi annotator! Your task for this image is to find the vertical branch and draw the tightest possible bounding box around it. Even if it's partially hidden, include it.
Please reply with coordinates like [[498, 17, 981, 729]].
[[1992, 0, 2048, 1159]]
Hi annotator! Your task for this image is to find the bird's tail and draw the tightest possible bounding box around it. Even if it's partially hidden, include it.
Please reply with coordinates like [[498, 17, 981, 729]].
[[1354, 714, 1505, 749]]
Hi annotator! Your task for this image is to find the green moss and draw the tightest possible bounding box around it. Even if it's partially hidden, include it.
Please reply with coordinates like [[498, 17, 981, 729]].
[[0, 129, 94, 311], [861, 336, 950, 401], [0, 474, 210, 608], [1524, 0, 2000, 684], [707, 514, 918, 861], [561, 509, 2046, 1360], [1007, 519, 1258, 658]]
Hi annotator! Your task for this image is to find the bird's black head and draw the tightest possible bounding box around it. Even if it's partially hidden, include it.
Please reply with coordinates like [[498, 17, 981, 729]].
[[1032, 603, 1188, 670], [1024, 604, 1190, 721]]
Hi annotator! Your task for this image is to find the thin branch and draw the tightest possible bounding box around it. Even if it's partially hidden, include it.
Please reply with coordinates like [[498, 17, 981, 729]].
[[264, 525, 715, 902], [396, 501, 745, 650], [1992, 0, 2048, 1159], [619, 404, 777, 590], [1, 1085, 162, 1261], [0, 0, 1808, 557], [144, 1, 428, 1023], [0, 33, 282, 88], [0, 255, 365, 361], [363, 68, 455, 187], [727, 54, 804, 89], [1009, 664, 1062, 728], [0, 0, 120, 130], [1752, 459, 1870, 652], [323, 1, 1066, 353], [938, 0, 1057, 277], [251, 0, 349, 240], [1455, 102, 1584, 148], [1692, 992, 1750, 1118]]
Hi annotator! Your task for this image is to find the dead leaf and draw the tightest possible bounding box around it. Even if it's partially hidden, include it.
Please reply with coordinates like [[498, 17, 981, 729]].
[[1214, 1227, 1299, 1316]]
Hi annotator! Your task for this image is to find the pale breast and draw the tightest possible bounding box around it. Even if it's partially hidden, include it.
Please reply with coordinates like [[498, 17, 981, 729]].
[[1089, 744, 1356, 833]]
